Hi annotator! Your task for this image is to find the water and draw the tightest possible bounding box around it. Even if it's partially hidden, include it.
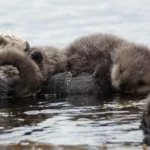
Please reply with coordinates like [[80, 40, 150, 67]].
[[0, 0, 149, 148], [0, 94, 146, 148]]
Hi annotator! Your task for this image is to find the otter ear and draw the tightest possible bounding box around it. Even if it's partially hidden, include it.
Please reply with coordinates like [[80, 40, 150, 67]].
[[24, 41, 30, 52], [30, 50, 43, 64]]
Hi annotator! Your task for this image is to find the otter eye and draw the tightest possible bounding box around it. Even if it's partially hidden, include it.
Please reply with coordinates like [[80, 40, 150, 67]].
[[139, 80, 146, 86]]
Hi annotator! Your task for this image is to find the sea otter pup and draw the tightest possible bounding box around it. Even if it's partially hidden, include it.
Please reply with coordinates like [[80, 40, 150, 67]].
[[112, 44, 150, 94], [25, 46, 67, 81], [40, 72, 103, 97], [0, 47, 43, 97], [26, 33, 150, 95]]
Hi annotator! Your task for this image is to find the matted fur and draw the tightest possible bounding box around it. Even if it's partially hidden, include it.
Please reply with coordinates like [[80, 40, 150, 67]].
[[64, 33, 127, 73], [0, 65, 19, 98], [112, 44, 150, 93], [26, 33, 150, 95], [0, 47, 43, 97], [27, 46, 67, 81], [64, 33, 150, 93]]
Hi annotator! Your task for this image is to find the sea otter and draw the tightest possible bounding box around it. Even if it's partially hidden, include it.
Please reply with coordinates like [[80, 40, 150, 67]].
[[26, 33, 150, 95], [64, 33, 150, 94], [0, 47, 43, 97], [0, 31, 44, 98], [25, 46, 67, 81]]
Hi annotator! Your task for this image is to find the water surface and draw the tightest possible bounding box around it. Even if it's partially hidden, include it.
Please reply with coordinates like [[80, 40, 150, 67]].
[[0, 94, 146, 147]]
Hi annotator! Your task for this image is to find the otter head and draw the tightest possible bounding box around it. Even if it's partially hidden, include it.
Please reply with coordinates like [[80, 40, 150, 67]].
[[0, 30, 30, 51], [111, 44, 150, 94], [24, 47, 44, 73]]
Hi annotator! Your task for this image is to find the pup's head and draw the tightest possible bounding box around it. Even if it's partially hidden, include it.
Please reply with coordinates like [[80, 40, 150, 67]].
[[25, 46, 67, 81], [0, 30, 30, 51], [111, 44, 150, 94]]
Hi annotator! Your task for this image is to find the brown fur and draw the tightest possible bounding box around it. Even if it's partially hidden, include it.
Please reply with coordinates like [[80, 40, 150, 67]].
[[26, 33, 150, 95], [64, 33, 127, 73], [64, 33, 150, 94], [0, 47, 43, 97], [112, 44, 150, 93], [26, 46, 67, 81], [0, 65, 19, 98]]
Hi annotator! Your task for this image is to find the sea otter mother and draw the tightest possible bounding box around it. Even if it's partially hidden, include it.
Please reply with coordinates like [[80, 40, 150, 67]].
[[0, 31, 43, 98]]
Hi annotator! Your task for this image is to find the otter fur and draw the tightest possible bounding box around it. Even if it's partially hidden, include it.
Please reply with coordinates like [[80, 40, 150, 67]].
[[40, 72, 104, 97], [25, 46, 67, 81], [27, 33, 150, 95], [0, 47, 43, 97], [64, 33, 150, 94], [0, 65, 19, 98]]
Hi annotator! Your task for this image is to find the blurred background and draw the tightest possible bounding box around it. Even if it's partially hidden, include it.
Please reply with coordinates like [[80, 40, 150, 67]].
[[0, 0, 150, 47]]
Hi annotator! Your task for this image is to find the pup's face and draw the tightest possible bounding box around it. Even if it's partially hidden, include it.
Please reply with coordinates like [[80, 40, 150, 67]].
[[111, 45, 150, 94]]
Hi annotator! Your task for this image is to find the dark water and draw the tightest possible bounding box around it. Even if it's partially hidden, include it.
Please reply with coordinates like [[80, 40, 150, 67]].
[[0, 94, 146, 147], [0, 0, 150, 148]]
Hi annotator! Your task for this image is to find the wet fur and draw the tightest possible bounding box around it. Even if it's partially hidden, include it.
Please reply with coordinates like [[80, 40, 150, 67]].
[[26, 46, 67, 81], [27, 33, 150, 95], [0, 65, 19, 98], [40, 72, 102, 97], [0, 47, 43, 97], [64, 33, 150, 94], [112, 44, 150, 93]]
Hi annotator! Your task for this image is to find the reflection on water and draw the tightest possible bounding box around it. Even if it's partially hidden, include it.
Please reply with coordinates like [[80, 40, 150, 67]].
[[0, 94, 146, 146]]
